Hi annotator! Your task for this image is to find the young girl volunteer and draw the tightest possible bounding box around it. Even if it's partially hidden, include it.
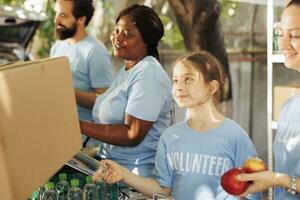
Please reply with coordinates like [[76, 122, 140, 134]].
[[93, 51, 262, 200]]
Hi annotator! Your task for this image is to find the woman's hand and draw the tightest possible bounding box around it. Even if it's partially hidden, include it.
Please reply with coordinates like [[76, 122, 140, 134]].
[[92, 159, 128, 184], [238, 171, 288, 197]]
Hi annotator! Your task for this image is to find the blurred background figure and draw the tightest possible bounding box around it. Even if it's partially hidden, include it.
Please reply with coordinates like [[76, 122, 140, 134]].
[[238, 1, 300, 199], [50, 0, 113, 148]]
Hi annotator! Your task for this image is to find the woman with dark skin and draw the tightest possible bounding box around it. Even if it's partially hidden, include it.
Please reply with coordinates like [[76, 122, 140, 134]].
[[80, 4, 173, 177], [238, 1, 300, 199]]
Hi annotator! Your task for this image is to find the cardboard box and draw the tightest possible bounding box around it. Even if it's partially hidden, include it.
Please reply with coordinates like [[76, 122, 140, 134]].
[[0, 57, 82, 200], [273, 85, 300, 120]]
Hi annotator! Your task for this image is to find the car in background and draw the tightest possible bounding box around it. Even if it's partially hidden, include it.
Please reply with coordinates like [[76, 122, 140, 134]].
[[0, 5, 46, 64]]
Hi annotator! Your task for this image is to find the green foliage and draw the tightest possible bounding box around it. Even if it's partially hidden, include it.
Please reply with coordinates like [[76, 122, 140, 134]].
[[158, 1, 239, 51], [159, 15, 185, 50], [0, 0, 54, 58], [1, 0, 239, 56], [220, 0, 239, 19], [0, 0, 23, 5], [102, 0, 116, 23], [37, 0, 55, 58]]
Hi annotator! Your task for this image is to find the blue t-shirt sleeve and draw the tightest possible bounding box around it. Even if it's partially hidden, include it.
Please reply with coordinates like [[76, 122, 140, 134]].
[[234, 128, 263, 200], [233, 130, 257, 167], [125, 69, 166, 121], [153, 135, 173, 187], [88, 46, 112, 88], [50, 42, 58, 57]]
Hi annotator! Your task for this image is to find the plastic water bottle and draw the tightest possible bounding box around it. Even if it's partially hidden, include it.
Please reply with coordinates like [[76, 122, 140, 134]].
[[67, 179, 83, 200], [38, 185, 46, 200], [94, 162, 108, 199], [29, 189, 39, 200], [83, 176, 98, 200], [95, 179, 106, 200], [55, 173, 70, 200], [107, 183, 118, 200], [42, 182, 58, 200]]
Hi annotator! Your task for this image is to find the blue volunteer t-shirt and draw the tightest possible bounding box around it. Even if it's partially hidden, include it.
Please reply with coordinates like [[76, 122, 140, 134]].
[[274, 94, 300, 200], [93, 56, 174, 177], [50, 35, 112, 121], [154, 119, 262, 200]]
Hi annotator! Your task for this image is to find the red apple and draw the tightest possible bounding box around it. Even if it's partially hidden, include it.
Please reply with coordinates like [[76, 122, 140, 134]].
[[242, 157, 267, 173], [221, 168, 249, 195]]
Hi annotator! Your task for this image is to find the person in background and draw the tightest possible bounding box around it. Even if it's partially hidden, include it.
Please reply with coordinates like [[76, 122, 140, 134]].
[[93, 51, 262, 200], [237, 1, 300, 199], [50, 0, 112, 147], [79, 4, 173, 177]]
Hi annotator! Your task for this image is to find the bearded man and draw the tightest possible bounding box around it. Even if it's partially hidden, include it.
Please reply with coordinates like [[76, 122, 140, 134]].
[[50, 0, 112, 147]]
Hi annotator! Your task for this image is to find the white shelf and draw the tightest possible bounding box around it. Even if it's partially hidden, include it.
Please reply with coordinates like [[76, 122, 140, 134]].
[[267, 0, 274, 198], [272, 121, 278, 129], [271, 54, 285, 63]]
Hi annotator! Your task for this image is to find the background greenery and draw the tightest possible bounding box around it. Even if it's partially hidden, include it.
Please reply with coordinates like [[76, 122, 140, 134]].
[[0, 0, 237, 58]]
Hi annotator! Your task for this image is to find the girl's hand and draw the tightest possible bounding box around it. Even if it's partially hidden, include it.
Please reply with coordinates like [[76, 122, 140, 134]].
[[237, 171, 278, 197], [92, 159, 127, 184]]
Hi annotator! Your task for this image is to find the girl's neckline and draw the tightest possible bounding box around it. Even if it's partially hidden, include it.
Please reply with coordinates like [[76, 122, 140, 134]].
[[185, 118, 229, 135]]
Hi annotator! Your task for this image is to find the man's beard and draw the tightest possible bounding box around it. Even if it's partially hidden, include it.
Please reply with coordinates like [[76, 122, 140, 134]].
[[55, 23, 77, 40]]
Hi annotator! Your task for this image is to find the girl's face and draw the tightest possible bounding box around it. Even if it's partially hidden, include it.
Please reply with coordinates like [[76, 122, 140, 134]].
[[279, 5, 300, 71], [172, 63, 212, 108], [110, 15, 147, 63]]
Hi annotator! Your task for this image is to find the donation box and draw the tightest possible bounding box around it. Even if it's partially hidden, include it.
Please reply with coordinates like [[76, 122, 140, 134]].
[[0, 57, 82, 200]]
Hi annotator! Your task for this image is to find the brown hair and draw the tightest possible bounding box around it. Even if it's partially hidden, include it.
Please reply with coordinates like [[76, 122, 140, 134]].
[[286, 0, 300, 8], [63, 0, 95, 26], [175, 51, 225, 104]]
